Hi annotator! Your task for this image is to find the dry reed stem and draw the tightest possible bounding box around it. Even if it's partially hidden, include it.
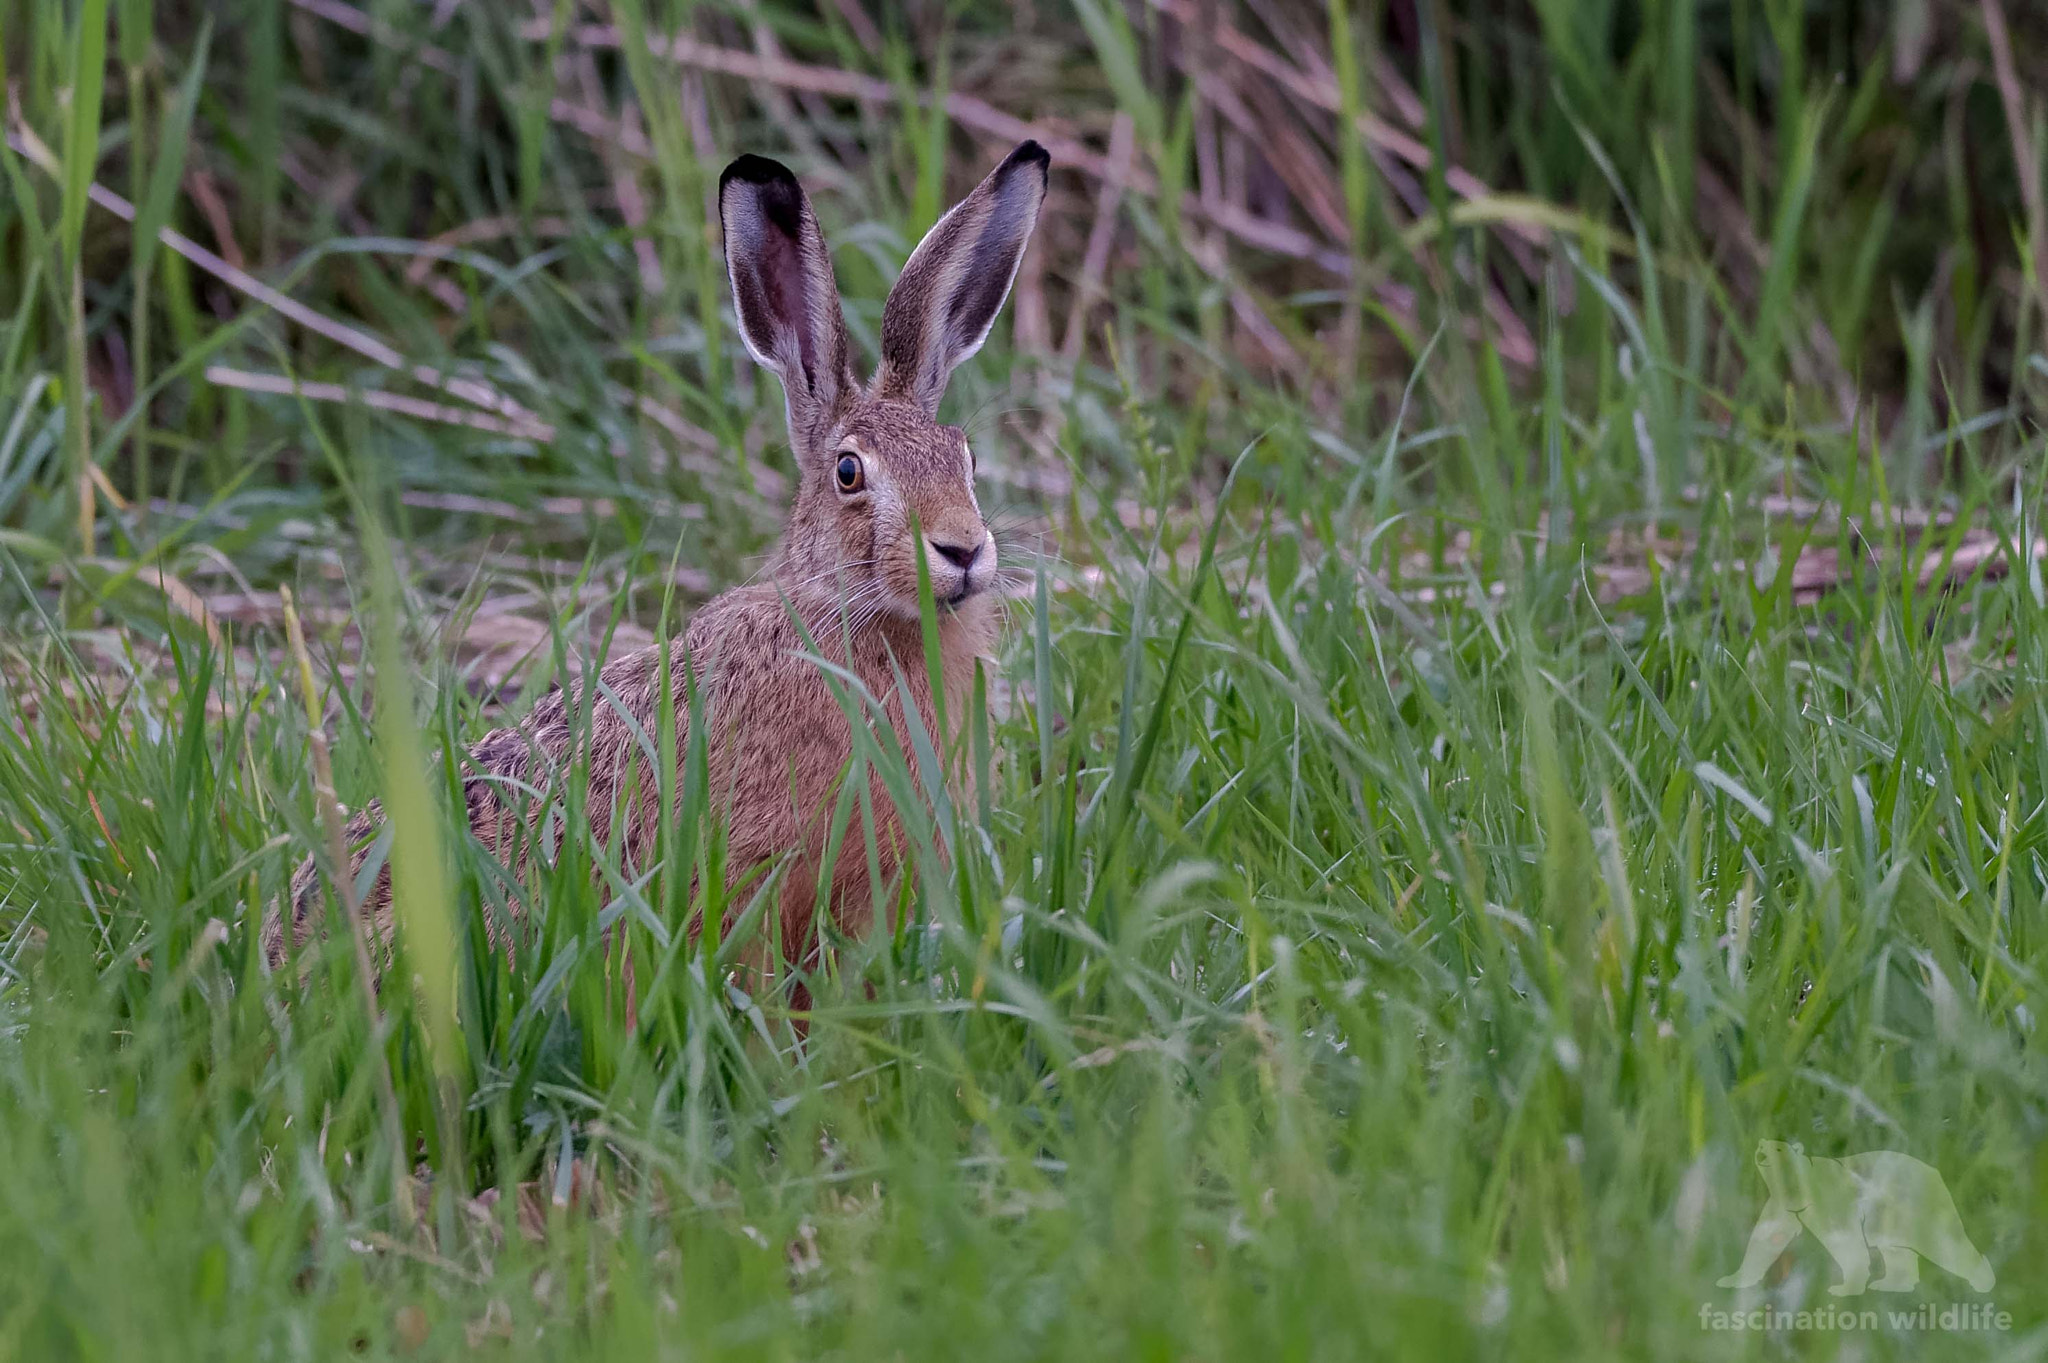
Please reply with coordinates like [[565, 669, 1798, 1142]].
[[204, 367, 553, 440], [4, 122, 541, 427]]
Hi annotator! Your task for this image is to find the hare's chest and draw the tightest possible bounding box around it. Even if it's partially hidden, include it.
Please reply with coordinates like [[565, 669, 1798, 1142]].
[[848, 626, 993, 756], [696, 608, 993, 859]]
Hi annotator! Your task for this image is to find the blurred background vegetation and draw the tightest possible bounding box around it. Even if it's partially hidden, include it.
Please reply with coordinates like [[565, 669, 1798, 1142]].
[[1, 0, 2043, 628]]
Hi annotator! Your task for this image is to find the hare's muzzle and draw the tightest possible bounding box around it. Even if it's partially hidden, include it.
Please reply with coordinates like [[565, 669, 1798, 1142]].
[[925, 530, 993, 603]]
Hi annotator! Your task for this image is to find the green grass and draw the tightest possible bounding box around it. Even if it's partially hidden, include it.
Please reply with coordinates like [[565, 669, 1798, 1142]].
[[2, 2, 2047, 1358]]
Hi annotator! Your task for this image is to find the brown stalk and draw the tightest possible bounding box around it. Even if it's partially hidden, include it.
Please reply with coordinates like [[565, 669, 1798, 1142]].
[[1062, 114, 1137, 367], [204, 367, 553, 439], [1981, 0, 2048, 326]]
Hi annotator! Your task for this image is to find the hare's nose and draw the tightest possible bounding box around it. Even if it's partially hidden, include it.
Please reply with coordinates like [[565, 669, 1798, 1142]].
[[930, 537, 984, 570]]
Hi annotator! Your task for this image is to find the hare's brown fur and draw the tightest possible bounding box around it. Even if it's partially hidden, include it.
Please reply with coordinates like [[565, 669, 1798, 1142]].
[[266, 144, 1049, 981]]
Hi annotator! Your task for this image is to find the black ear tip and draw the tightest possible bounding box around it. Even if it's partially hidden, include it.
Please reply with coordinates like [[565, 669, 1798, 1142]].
[[721, 154, 808, 237], [1007, 140, 1051, 176], [721, 154, 798, 191]]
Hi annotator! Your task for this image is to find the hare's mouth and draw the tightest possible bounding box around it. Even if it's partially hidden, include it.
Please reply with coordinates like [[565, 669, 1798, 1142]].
[[944, 570, 996, 608]]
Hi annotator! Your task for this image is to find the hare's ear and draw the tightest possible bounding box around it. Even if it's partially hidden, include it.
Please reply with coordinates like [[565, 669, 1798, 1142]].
[[720, 155, 855, 444], [874, 140, 1049, 415]]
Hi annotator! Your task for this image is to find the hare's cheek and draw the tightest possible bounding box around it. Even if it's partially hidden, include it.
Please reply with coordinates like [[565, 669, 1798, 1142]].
[[889, 553, 925, 602], [858, 502, 899, 562], [882, 528, 920, 585], [839, 505, 883, 571]]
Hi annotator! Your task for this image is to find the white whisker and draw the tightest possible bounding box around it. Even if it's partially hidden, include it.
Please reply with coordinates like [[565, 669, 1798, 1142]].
[[802, 576, 897, 648], [776, 557, 882, 594]]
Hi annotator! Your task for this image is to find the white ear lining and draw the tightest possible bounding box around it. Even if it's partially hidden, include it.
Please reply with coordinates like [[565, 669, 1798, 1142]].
[[873, 141, 1051, 413], [719, 154, 853, 441]]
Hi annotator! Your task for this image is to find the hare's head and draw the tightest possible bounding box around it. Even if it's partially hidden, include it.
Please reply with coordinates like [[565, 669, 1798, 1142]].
[[719, 142, 1049, 621]]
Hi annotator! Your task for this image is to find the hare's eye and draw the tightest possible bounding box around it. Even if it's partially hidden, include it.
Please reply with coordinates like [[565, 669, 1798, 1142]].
[[834, 453, 865, 493]]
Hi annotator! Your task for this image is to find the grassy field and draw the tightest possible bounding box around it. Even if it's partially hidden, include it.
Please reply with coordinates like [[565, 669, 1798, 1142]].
[[3, 1, 2047, 1358]]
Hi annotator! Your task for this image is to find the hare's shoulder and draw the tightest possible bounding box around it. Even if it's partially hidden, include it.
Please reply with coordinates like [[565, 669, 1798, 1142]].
[[466, 627, 696, 781], [678, 582, 836, 672], [683, 581, 804, 636]]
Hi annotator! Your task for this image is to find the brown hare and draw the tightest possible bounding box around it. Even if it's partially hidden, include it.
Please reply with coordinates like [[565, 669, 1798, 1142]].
[[266, 141, 1051, 992]]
